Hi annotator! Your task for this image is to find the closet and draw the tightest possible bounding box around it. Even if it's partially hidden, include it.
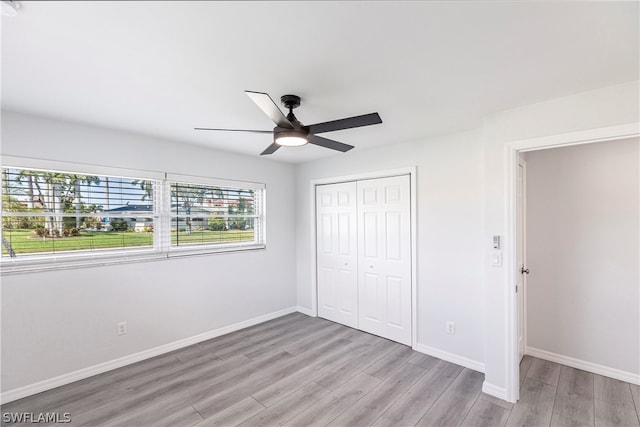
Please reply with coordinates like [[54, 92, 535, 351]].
[[316, 175, 412, 345]]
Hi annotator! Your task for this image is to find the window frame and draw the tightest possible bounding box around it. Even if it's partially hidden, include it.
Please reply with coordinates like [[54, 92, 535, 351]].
[[1, 157, 266, 274], [163, 173, 266, 256]]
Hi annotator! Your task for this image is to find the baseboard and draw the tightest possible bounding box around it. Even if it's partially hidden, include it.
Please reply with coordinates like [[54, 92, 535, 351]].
[[296, 306, 315, 316], [526, 346, 640, 385], [482, 381, 510, 402], [0, 306, 297, 404], [414, 343, 485, 373]]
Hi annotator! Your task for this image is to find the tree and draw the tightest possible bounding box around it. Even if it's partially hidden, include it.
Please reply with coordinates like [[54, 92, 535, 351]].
[[71, 174, 100, 229], [13, 170, 100, 235], [132, 179, 154, 201], [171, 183, 207, 235]]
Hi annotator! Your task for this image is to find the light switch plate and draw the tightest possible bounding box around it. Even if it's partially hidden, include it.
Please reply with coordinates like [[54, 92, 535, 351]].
[[491, 251, 502, 267]]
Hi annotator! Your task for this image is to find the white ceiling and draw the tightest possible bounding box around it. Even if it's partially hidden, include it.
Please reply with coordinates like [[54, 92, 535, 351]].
[[2, 1, 638, 163]]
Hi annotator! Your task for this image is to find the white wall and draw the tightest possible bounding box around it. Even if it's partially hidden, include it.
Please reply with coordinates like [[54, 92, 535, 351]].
[[0, 111, 297, 394], [524, 139, 639, 375], [295, 130, 487, 368]]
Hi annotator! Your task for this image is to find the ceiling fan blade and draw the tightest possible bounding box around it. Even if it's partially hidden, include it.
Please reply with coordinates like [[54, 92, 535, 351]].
[[260, 142, 281, 155], [308, 135, 354, 152], [245, 91, 293, 129], [306, 112, 382, 134], [194, 127, 272, 133]]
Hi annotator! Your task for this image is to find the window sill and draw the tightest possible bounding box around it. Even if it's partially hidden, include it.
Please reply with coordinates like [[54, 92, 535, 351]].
[[0, 244, 266, 275]]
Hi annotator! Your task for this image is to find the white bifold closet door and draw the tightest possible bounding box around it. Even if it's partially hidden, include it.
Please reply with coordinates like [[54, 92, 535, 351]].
[[316, 181, 359, 329], [317, 175, 411, 345]]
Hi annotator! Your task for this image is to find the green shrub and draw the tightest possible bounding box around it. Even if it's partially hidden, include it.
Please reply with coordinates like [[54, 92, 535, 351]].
[[63, 228, 80, 237], [208, 217, 227, 231], [110, 219, 129, 232]]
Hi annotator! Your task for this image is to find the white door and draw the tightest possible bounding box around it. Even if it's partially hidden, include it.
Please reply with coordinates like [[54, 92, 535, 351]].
[[517, 160, 527, 361], [316, 182, 358, 328], [357, 175, 412, 345]]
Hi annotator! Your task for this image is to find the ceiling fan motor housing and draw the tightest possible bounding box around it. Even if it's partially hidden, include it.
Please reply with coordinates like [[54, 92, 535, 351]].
[[274, 126, 308, 139], [281, 94, 301, 110]]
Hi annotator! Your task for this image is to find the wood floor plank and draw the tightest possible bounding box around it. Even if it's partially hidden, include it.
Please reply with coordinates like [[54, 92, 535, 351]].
[[372, 360, 463, 427], [327, 362, 427, 426], [284, 373, 381, 427], [553, 395, 594, 427], [247, 321, 360, 364], [194, 397, 265, 427], [128, 353, 250, 394], [527, 357, 561, 386], [148, 406, 204, 427], [550, 412, 594, 427], [46, 353, 250, 419], [406, 351, 439, 370], [461, 395, 510, 427], [506, 377, 556, 427], [364, 345, 416, 380], [315, 337, 398, 391], [594, 374, 636, 411], [415, 368, 484, 427], [478, 393, 514, 411], [192, 336, 354, 419], [210, 314, 316, 354], [212, 315, 317, 358], [1, 352, 183, 415], [552, 365, 594, 426], [632, 384, 640, 415], [520, 355, 533, 386], [280, 321, 346, 355], [251, 330, 373, 407], [142, 348, 299, 420], [196, 313, 305, 353], [241, 317, 341, 360], [100, 396, 203, 427], [557, 365, 594, 399], [237, 382, 330, 426], [594, 399, 640, 427], [71, 351, 288, 426]]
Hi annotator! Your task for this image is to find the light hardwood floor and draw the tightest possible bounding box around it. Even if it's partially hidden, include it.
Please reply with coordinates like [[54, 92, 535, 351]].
[[2, 313, 639, 426]]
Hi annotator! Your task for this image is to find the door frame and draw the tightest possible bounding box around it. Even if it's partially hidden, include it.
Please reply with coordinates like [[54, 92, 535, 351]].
[[503, 123, 639, 402], [309, 167, 418, 349], [517, 158, 527, 362]]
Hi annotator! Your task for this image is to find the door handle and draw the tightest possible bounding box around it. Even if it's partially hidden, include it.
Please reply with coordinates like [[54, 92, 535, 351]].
[[521, 267, 530, 275]]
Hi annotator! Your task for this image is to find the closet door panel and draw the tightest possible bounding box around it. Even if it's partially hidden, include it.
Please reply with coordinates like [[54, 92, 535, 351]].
[[357, 175, 412, 345], [316, 182, 358, 328]]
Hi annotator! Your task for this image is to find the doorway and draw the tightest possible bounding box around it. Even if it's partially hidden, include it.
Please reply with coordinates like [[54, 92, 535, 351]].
[[506, 123, 640, 402]]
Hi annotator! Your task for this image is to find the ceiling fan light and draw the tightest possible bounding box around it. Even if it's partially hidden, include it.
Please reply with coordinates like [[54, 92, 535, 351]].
[[275, 135, 307, 147]]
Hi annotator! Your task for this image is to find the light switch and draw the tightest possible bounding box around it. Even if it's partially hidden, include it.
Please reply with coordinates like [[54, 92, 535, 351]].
[[491, 251, 502, 266]]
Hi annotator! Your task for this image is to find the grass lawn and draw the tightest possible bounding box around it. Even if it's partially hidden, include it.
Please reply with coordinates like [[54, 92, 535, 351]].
[[2, 228, 254, 256]]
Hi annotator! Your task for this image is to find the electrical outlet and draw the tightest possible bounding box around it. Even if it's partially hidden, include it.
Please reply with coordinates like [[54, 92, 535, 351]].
[[117, 321, 127, 336], [446, 321, 455, 335]]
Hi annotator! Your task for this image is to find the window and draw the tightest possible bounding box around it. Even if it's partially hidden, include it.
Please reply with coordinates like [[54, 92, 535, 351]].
[[169, 180, 262, 249], [1, 163, 265, 272]]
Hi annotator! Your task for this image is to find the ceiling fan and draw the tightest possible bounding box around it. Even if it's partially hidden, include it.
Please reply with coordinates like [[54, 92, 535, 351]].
[[195, 91, 382, 155]]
